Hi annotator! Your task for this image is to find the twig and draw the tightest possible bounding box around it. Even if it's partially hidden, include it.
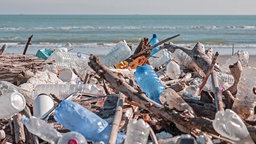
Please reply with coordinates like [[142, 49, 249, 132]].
[[13, 113, 25, 143], [23, 35, 33, 55], [149, 126, 159, 144], [108, 94, 125, 144], [198, 52, 219, 95], [0, 44, 7, 55]]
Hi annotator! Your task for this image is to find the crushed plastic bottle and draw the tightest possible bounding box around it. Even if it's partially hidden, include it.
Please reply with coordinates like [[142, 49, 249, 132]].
[[124, 119, 150, 144], [232, 66, 256, 119], [100, 40, 132, 67], [21, 116, 62, 144], [148, 49, 171, 68], [57, 131, 88, 144], [134, 64, 165, 103], [213, 109, 254, 143], [54, 100, 125, 144], [166, 60, 181, 80], [149, 34, 160, 57]]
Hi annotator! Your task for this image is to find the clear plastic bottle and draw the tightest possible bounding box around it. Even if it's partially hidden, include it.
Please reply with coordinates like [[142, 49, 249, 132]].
[[134, 64, 165, 104], [221, 50, 249, 72], [149, 34, 160, 57], [148, 49, 171, 68], [0, 91, 26, 119], [166, 60, 181, 80], [100, 40, 132, 67], [124, 119, 150, 144], [213, 109, 254, 143], [57, 131, 88, 144], [172, 49, 193, 69], [54, 100, 125, 144], [34, 83, 104, 100], [21, 116, 62, 143]]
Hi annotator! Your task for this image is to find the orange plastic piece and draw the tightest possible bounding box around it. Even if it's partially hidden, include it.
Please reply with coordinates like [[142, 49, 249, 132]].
[[129, 56, 149, 69]]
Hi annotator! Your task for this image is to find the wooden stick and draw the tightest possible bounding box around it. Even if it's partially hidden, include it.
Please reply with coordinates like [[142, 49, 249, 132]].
[[149, 126, 159, 144], [108, 94, 124, 144], [23, 35, 33, 55], [130, 34, 180, 59], [211, 71, 224, 112], [198, 52, 219, 95], [13, 113, 26, 143], [0, 44, 8, 55]]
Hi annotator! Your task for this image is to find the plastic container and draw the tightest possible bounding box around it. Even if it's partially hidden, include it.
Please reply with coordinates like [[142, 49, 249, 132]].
[[34, 84, 104, 100], [149, 34, 160, 57], [221, 50, 249, 71], [57, 131, 88, 144], [124, 119, 150, 144], [176, 134, 197, 144], [0, 91, 26, 119], [148, 49, 171, 68], [54, 100, 125, 144], [100, 40, 132, 67], [134, 64, 165, 103], [58, 68, 78, 83], [36, 48, 55, 60], [33, 94, 55, 118], [172, 49, 193, 69], [213, 109, 253, 143], [203, 72, 234, 92], [21, 116, 62, 143], [166, 60, 181, 80]]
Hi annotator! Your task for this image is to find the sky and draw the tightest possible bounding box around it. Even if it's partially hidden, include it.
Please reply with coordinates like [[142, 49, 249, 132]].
[[0, 0, 256, 15]]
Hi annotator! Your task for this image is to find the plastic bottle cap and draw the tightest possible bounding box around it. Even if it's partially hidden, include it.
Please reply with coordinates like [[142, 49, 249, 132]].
[[68, 138, 79, 144]]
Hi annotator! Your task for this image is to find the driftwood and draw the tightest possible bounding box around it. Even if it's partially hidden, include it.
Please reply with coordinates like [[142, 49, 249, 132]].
[[162, 42, 220, 74], [0, 44, 8, 55], [0, 55, 53, 84], [108, 94, 124, 144], [211, 71, 224, 112], [23, 35, 33, 55], [13, 113, 25, 143]]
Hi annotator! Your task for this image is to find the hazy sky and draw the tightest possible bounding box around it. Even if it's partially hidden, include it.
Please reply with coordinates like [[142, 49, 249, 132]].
[[1, 0, 256, 15]]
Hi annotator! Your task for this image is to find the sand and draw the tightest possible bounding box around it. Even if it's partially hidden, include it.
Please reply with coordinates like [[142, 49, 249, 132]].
[[217, 55, 256, 68]]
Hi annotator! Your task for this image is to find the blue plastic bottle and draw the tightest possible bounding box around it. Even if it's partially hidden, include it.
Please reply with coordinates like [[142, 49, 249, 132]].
[[149, 34, 160, 57], [54, 100, 125, 144], [134, 64, 165, 103]]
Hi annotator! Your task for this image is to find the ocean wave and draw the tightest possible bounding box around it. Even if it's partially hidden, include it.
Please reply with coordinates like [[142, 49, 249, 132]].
[[1, 25, 256, 31]]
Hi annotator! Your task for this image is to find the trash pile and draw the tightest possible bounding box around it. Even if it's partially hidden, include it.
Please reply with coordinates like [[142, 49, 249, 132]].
[[1, 34, 256, 144]]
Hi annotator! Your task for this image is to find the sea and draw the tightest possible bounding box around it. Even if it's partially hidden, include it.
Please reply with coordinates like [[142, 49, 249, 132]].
[[1, 15, 256, 55]]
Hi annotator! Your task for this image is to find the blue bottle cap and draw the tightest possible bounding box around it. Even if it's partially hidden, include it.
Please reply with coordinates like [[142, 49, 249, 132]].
[[152, 34, 157, 38]]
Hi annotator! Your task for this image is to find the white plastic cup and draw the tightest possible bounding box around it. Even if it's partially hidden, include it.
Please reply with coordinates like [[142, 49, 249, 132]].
[[33, 94, 54, 118], [0, 91, 26, 119]]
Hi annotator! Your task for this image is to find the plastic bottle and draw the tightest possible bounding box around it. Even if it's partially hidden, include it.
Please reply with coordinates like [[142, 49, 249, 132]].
[[166, 60, 181, 80], [221, 50, 249, 72], [0, 91, 26, 119], [203, 72, 234, 92], [57, 131, 88, 144], [148, 49, 171, 68], [172, 49, 193, 69], [21, 116, 62, 143], [134, 64, 165, 104], [54, 100, 125, 144], [34, 84, 104, 100], [149, 34, 160, 57], [213, 109, 254, 143], [124, 119, 150, 144], [100, 40, 132, 67], [232, 67, 256, 119], [176, 134, 197, 144]]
